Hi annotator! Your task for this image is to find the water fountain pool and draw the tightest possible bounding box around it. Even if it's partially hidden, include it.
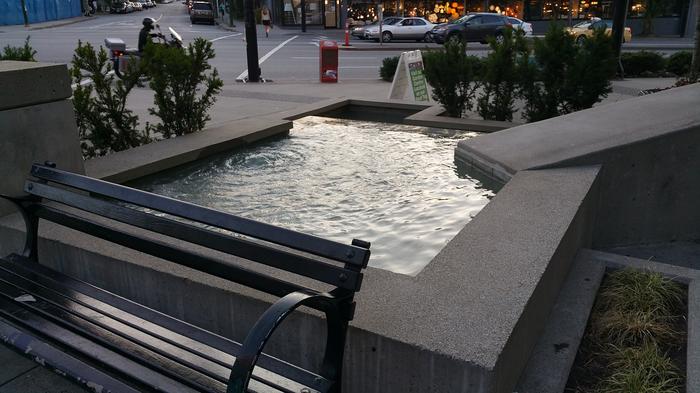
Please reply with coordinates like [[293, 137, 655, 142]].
[[128, 116, 496, 275]]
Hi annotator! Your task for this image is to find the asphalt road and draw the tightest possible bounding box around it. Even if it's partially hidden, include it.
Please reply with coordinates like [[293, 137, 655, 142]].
[[0, 3, 450, 83], [1, 4, 690, 83]]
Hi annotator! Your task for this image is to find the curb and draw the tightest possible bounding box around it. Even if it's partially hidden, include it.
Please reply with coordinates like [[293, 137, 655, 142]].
[[28, 15, 99, 31]]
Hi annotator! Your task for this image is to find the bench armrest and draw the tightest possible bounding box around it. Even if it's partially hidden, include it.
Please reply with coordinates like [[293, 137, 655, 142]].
[[227, 290, 348, 393], [0, 194, 39, 259]]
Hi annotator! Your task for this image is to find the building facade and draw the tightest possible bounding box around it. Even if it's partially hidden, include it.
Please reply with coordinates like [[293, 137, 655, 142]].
[[269, 0, 696, 38]]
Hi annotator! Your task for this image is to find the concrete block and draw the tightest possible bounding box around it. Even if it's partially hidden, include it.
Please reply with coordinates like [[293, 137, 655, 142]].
[[455, 83, 700, 248], [515, 252, 605, 393], [0, 61, 72, 111], [0, 99, 84, 216], [688, 280, 700, 393]]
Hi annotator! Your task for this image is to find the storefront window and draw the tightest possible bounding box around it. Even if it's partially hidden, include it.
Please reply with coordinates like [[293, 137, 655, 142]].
[[282, 0, 323, 24]]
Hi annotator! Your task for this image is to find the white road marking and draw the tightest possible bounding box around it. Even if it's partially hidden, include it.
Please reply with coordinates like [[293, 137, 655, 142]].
[[210, 33, 242, 42], [88, 21, 119, 29], [291, 56, 380, 60], [236, 35, 298, 81], [339, 66, 378, 69]]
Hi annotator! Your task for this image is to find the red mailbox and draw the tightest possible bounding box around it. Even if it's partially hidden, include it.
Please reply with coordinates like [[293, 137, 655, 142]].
[[319, 40, 338, 83]]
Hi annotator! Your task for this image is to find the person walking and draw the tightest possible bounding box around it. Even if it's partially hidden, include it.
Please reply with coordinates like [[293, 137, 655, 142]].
[[261, 6, 271, 37]]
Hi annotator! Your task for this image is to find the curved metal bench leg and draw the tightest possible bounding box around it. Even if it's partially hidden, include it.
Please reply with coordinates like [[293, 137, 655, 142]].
[[227, 290, 346, 393]]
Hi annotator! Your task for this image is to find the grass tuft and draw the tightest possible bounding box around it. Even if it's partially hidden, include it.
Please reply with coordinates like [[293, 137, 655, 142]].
[[599, 343, 682, 393]]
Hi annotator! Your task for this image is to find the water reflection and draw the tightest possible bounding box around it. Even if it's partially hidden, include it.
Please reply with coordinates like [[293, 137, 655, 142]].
[[128, 116, 495, 275]]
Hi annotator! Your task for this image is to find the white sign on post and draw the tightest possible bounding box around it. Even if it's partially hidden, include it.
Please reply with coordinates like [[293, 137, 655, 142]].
[[388, 50, 431, 102]]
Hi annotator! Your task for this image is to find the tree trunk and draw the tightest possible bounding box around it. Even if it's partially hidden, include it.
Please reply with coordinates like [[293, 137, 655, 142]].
[[692, 0, 700, 78]]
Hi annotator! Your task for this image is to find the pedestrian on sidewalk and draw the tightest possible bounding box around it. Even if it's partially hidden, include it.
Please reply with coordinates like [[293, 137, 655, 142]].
[[261, 6, 271, 37]]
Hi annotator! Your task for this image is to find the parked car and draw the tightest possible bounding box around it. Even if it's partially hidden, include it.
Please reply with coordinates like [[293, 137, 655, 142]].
[[125, 1, 134, 11], [429, 12, 511, 45], [352, 17, 402, 39], [365, 17, 435, 42], [137, 0, 150, 8], [507, 17, 533, 36], [567, 18, 632, 44], [110, 0, 129, 13], [131, 1, 143, 11], [190, 1, 215, 24]]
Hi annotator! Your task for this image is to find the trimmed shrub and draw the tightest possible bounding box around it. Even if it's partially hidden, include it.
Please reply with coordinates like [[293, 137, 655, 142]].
[[665, 51, 692, 76], [621, 51, 666, 77], [1, 36, 37, 61], [142, 38, 223, 138], [561, 28, 616, 113], [423, 40, 480, 117], [477, 28, 528, 121], [71, 41, 149, 158], [518, 23, 577, 122], [380, 55, 400, 81]]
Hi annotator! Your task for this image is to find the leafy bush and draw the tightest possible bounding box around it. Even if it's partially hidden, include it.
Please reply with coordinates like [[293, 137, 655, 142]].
[[1, 36, 37, 61], [665, 51, 692, 76], [477, 28, 528, 121], [517, 24, 616, 122], [380, 56, 400, 81], [71, 41, 150, 158], [142, 38, 223, 138], [621, 51, 666, 77], [561, 28, 616, 113], [423, 40, 480, 117], [518, 23, 577, 122]]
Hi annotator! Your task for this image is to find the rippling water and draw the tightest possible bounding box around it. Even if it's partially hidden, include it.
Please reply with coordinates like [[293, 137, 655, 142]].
[[128, 116, 496, 275]]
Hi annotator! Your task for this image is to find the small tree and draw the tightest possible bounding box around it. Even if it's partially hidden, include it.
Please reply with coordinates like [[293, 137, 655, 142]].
[[1, 36, 37, 61], [477, 28, 528, 121], [142, 38, 223, 138], [517, 23, 577, 122], [423, 41, 480, 117], [71, 41, 150, 158], [561, 28, 616, 112]]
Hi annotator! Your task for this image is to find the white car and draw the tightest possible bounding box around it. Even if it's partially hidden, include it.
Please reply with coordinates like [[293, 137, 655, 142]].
[[507, 17, 533, 36], [365, 17, 435, 42]]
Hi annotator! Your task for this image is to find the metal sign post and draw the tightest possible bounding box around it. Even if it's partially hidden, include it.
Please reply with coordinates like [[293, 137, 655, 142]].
[[378, 3, 383, 46], [244, 0, 261, 82]]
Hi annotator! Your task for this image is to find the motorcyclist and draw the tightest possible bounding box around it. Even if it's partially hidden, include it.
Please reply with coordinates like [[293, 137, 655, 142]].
[[138, 17, 161, 53]]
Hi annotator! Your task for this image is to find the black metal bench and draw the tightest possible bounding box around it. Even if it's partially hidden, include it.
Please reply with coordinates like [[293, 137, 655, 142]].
[[0, 162, 371, 393]]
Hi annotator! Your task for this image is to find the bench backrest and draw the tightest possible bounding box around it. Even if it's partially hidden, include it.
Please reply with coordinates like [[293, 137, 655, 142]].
[[19, 163, 371, 309]]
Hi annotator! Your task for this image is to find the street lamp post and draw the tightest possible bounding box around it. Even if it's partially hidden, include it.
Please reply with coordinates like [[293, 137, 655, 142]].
[[244, 0, 261, 81], [301, 0, 307, 32]]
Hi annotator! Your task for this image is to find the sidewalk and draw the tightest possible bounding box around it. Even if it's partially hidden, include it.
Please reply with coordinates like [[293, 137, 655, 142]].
[[0, 15, 98, 32]]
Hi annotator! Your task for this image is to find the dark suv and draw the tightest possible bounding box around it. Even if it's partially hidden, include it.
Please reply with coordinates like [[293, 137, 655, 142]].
[[430, 13, 511, 45], [190, 1, 215, 24]]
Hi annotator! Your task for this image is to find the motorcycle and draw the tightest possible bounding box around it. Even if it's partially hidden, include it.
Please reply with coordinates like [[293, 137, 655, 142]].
[[104, 24, 183, 79]]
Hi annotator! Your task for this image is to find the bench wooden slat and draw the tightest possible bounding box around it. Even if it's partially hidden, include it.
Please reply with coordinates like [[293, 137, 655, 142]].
[[33, 205, 309, 299], [26, 180, 361, 291], [0, 279, 228, 392], [30, 164, 370, 267], [0, 296, 207, 393], [0, 256, 329, 392]]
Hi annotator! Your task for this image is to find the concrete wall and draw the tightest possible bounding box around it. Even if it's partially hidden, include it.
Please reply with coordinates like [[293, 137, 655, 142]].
[[0, 163, 601, 393], [456, 83, 700, 249], [0, 61, 84, 216]]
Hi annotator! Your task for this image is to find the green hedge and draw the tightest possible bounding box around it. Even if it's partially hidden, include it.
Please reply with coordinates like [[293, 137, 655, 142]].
[[666, 51, 693, 76], [620, 51, 666, 77], [379, 56, 400, 81]]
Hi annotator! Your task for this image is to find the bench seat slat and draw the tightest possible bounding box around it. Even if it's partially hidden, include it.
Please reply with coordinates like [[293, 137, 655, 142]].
[[0, 296, 207, 393], [0, 256, 329, 392], [30, 164, 370, 267], [0, 280, 229, 392], [26, 180, 361, 290]]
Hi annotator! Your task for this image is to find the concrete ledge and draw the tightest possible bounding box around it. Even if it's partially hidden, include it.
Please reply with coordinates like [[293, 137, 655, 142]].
[[689, 281, 700, 393], [0, 61, 72, 110], [85, 117, 292, 183], [405, 105, 519, 132], [516, 251, 605, 393], [0, 164, 602, 393]]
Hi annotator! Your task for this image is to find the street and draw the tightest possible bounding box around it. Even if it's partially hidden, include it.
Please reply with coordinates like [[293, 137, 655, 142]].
[[0, 2, 446, 83]]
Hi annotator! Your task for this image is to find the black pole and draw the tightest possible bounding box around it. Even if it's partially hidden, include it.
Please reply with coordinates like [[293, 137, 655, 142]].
[[301, 0, 306, 32], [228, 0, 235, 27], [244, 0, 261, 81], [21, 0, 29, 26], [611, 0, 630, 77]]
